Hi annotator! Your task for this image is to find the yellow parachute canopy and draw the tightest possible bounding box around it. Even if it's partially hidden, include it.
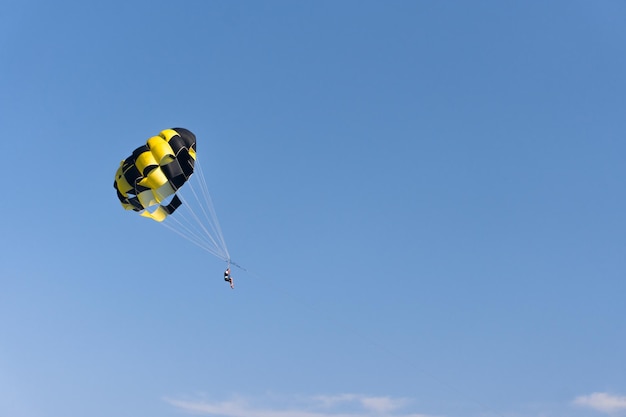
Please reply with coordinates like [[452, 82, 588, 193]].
[[113, 128, 196, 222]]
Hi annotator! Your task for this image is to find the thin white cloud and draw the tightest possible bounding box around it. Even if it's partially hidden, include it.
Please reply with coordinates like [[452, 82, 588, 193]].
[[165, 393, 434, 417], [361, 396, 411, 414], [312, 394, 410, 413], [573, 392, 626, 414]]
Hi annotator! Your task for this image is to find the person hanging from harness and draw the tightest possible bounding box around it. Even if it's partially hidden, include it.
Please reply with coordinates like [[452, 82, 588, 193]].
[[224, 267, 234, 289]]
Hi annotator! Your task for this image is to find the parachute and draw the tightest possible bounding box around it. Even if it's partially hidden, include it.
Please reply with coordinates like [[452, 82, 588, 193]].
[[114, 128, 230, 262]]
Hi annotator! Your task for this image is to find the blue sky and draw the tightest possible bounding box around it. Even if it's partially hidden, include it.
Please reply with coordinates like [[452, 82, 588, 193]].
[[1, 1, 625, 416]]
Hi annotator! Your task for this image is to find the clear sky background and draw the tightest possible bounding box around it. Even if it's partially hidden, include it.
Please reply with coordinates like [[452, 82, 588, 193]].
[[1, 1, 625, 417]]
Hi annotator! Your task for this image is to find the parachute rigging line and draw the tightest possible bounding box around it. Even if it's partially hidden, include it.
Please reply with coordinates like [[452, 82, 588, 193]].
[[160, 157, 231, 262]]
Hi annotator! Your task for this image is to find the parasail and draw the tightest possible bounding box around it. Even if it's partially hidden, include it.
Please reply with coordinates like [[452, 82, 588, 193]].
[[114, 128, 231, 263]]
